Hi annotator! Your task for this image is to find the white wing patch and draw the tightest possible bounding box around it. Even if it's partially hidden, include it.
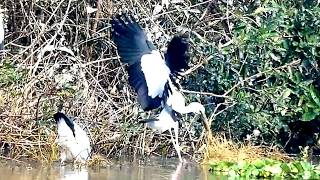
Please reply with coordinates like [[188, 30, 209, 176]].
[[140, 50, 170, 98]]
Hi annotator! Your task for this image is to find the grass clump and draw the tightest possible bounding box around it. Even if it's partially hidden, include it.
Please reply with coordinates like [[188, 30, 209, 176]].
[[203, 134, 289, 163], [0, 62, 25, 87]]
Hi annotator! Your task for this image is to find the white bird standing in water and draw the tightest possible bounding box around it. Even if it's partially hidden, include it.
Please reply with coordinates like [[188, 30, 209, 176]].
[[111, 14, 206, 162], [54, 112, 91, 165]]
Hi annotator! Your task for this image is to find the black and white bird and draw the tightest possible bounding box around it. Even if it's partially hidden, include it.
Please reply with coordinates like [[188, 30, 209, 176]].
[[111, 14, 206, 161], [54, 112, 91, 165], [141, 90, 205, 161]]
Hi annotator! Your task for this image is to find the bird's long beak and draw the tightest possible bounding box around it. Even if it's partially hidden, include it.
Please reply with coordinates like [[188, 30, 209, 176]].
[[139, 118, 159, 123], [200, 111, 211, 136]]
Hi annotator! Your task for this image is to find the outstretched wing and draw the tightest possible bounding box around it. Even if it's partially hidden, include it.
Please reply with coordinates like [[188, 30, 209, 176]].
[[127, 61, 163, 110], [111, 14, 170, 111], [164, 36, 189, 77], [111, 14, 155, 65]]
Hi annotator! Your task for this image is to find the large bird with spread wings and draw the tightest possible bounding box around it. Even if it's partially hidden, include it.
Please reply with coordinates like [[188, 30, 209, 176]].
[[111, 14, 205, 161]]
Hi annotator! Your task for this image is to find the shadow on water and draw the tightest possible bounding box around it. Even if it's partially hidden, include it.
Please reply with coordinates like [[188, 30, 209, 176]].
[[0, 157, 222, 180]]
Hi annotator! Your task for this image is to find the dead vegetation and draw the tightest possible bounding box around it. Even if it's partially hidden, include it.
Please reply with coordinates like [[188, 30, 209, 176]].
[[202, 134, 291, 164], [0, 0, 219, 163]]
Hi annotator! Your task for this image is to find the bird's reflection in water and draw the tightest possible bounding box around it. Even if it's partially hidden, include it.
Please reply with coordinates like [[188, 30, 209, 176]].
[[54, 158, 208, 180], [171, 161, 184, 180], [59, 166, 88, 180]]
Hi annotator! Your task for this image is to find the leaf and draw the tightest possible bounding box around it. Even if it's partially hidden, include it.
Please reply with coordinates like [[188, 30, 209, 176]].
[[309, 85, 320, 107], [302, 111, 317, 121], [268, 164, 282, 175], [294, 71, 302, 83], [293, 162, 304, 172], [302, 171, 311, 179], [282, 88, 292, 99], [254, 159, 265, 168], [251, 169, 260, 176], [281, 108, 288, 116], [298, 96, 304, 106], [306, 102, 318, 108], [300, 161, 312, 171], [280, 163, 291, 173], [253, 7, 276, 15]]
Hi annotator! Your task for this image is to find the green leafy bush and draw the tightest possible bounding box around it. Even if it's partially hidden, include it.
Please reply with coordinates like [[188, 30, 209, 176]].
[[185, 1, 320, 147]]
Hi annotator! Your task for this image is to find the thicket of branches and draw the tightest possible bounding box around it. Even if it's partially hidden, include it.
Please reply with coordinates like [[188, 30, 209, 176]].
[[0, 0, 216, 162]]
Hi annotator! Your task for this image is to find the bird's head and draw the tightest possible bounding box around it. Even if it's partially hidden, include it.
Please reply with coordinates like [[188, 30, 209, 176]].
[[53, 112, 64, 123], [187, 102, 205, 115], [53, 112, 76, 137], [187, 102, 211, 132]]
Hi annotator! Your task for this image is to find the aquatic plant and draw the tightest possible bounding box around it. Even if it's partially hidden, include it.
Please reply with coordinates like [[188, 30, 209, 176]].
[[209, 159, 320, 179]]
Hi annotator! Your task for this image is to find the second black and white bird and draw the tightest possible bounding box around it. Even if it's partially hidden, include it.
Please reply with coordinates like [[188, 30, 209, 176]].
[[54, 112, 91, 164]]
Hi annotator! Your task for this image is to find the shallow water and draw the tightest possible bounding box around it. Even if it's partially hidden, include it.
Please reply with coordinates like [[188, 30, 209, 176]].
[[0, 157, 215, 180]]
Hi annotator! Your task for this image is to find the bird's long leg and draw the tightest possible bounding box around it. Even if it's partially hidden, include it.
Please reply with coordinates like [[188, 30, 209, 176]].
[[173, 126, 182, 162], [171, 159, 184, 180], [169, 127, 182, 162], [60, 150, 67, 166]]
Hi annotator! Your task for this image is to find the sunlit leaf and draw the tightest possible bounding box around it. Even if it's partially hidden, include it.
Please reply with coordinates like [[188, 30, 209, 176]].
[[309, 85, 320, 107], [282, 88, 292, 99], [302, 111, 317, 121]]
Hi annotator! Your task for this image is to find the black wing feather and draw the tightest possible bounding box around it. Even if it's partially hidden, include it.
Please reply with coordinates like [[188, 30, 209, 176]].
[[164, 36, 189, 76], [111, 14, 156, 65], [112, 14, 165, 111]]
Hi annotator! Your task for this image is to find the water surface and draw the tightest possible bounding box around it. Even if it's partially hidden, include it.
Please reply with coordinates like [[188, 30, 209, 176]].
[[0, 157, 213, 180]]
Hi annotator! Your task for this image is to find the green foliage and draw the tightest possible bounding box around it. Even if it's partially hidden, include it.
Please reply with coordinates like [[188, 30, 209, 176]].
[[209, 159, 320, 179], [185, 1, 320, 145], [0, 62, 26, 87]]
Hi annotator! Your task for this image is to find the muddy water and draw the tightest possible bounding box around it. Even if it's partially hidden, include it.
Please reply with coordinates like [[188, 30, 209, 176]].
[[0, 157, 216, 180]]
